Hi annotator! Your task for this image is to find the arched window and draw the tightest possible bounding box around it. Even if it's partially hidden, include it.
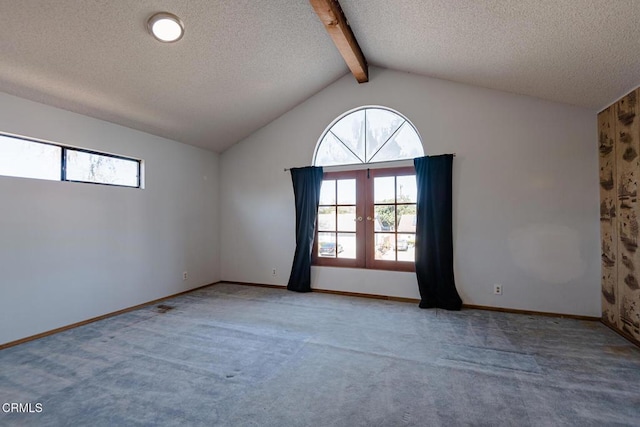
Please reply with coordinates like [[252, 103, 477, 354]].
[[313, 106, 423, 166], [312, 107, 423, 272]]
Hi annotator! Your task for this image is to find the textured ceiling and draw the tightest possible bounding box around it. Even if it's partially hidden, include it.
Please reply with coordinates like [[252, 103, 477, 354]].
[[341, 0, 640, 111], [0, 0, 346, 152], [0, 1, 638, 153]]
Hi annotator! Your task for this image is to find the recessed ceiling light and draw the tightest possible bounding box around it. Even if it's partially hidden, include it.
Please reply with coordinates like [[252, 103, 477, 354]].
[[147, 12, 184, 43]]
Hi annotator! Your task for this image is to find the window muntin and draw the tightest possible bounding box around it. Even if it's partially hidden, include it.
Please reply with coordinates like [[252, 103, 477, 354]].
[[314, 107, 423, 167], [0, 132, 141, 188], [313, 167, 416, 272]]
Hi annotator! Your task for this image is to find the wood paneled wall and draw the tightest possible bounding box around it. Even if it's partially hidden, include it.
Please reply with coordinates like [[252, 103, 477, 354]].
[[599, 89, 640, 344]]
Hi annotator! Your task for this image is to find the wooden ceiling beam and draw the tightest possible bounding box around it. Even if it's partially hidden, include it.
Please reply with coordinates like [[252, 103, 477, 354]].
[[309, 0, 368, 83]]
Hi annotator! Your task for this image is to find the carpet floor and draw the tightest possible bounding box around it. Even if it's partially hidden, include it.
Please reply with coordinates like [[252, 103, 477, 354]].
[[1, 283, 639, 426]]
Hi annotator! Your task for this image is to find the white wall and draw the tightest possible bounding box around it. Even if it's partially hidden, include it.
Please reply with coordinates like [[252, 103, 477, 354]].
[[220, 67, 600, 317], [0, 93, 220, 345]]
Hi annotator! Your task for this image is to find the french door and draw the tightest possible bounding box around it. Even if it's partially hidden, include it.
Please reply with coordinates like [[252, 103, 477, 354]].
[[313, 166, 416, 272]]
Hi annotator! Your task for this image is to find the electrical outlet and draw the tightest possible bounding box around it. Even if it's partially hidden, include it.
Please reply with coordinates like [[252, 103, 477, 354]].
[[183, 271, 188, 281], [272, 268, 277, 276], [493, 284, 502, 295]]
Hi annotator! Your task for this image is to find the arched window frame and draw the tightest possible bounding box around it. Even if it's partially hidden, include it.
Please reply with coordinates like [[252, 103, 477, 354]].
[[312, 105, 424, 168], [312, 106, 423, 272]]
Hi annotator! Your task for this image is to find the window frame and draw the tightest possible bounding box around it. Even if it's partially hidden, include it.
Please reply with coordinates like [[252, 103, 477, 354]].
[[0, 131, 142, 188], [313, 105, 424, 167], [313, 166, 416, 272]]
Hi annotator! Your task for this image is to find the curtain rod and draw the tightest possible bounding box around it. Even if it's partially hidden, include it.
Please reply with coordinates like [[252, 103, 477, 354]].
[[283, 153, 456, 171]]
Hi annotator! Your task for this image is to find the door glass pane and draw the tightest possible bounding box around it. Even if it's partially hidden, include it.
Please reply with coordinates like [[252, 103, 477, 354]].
[[337, 206, 356, 232], [0, 135, 61, 181], [397, 233, 415, 262], [66, 150, 138, 187], [319, 180, 335, 205], [374, 176, 395, 203], [318, 232, 337, 258], [330, 110, 365, 162], [337, 179, 356, 204], [317, 206, 336, 231], [375, 205, 395, 232], [374, 233, 396, 260], [396, 175, 417, 203], [337, 233, 356, 259], [396, 204, 416, 231]]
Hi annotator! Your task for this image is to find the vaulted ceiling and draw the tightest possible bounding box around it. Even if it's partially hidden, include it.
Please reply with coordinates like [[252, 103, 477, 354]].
[[0, 1, 639, 153]]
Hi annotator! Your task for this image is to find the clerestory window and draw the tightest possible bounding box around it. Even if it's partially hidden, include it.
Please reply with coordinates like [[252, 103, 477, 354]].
[[0, 132, 141, 188]]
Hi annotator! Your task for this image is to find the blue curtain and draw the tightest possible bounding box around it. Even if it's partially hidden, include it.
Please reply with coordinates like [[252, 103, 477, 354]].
[[413, 155, 462, 310], [287, 166, 324, 292]]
